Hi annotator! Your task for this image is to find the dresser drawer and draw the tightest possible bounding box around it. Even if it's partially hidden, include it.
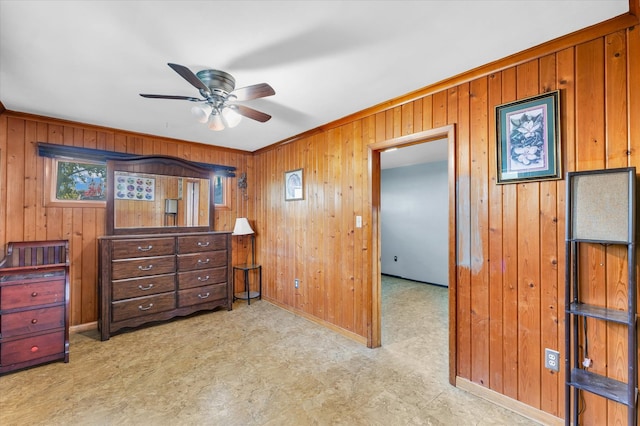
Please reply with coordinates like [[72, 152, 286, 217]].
[[0, 330, 64, 365], [112, 274, 175, 301], [111, 293, 175, 322], [1, 306, 64, 338], [111, 237, 175, 259], [0, 278, 66, 310], [177, 267, 227, 290], [112, 256, 175, 280], [177, 283, 227, 307], [177, 251, 226, 272], [177, 234, 226, 254]]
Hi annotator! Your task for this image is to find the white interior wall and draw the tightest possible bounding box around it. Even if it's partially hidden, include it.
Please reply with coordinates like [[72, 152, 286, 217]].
[[380, 160, 448, 286]]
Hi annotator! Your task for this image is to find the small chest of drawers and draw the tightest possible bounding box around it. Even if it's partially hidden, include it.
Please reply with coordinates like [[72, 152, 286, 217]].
[[0, 240, 70, 375], [98, 232, 231, 340]]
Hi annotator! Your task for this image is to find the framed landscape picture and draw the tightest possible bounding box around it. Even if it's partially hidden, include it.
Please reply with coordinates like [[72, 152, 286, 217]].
[[496, 90, 561, 184]]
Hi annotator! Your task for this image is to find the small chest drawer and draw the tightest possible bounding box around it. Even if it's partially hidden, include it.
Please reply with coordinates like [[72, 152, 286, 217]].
[[112, 274, 175, 301], [178, 267, 227, 290], [112, 256, 175, 280], [0, 278, 66, 310], [0, 330, 65, 365], [177, 283, 227, 307], [178, 234, 227, 254], [111, 293, 175, 322], [1, 306, 65, 339], [177, 251, 227, 272], [112, 238, 175, 260]]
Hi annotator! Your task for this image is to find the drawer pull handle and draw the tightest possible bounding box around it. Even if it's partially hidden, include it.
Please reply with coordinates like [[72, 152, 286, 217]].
[[43, 273, 55, 278], [31, 346, 39, 353], [197, 275, 210, 282], [198, 292, 210, 299], [31, 319, 38, 324], [138, 284, 154, 291], [138, 245, 153, 251], [197, 241, 210, 247], [138, 265, 154, 271], [31, 292, 38, 297], [138, 303, 154, 311], [197, 259, 210, 265]]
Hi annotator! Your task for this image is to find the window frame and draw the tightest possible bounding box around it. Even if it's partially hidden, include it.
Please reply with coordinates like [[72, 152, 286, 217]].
[[44, 157, 107, 208]]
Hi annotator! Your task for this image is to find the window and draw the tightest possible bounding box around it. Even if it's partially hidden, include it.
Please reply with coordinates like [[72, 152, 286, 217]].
[[213, 175, 230, 209]]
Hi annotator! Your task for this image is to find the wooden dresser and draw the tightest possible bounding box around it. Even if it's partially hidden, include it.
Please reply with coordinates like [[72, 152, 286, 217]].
[[98, 231, 231, 340], [0, 240, 70, 375]]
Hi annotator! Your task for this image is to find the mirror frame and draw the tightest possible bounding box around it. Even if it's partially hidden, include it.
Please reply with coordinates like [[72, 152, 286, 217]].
[[106, 156, 215, 235]]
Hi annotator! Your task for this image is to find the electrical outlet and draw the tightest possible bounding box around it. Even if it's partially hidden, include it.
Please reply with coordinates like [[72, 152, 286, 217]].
[[545, 348, 560, 372], [294, 278, 299, 289]]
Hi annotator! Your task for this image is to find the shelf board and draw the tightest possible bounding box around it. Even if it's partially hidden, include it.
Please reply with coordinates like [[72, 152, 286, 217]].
[[569, 368, 632, 405], [568, 302, 631, 324], [234, 291, 260, 300]]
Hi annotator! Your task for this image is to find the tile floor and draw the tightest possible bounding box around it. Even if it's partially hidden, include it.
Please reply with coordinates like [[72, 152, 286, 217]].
[[0, 276, 540, 425]]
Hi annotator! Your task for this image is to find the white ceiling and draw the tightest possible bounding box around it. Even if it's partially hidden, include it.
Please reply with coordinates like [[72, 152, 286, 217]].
[[0, 1, 629, 155]]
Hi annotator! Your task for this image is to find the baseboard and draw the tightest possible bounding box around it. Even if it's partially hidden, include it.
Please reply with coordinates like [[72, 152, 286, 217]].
[[262, 296, 368, 346], [456, 377, 563, 426], [381, 273, 448, 288], [70, 321, 97, 334]]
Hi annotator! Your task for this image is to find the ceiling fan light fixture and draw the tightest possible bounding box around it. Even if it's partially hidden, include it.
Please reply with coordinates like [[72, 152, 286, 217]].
[[208, 111, 225, 131], [191, 104, 212, 123], [222, 106, 242, 128]]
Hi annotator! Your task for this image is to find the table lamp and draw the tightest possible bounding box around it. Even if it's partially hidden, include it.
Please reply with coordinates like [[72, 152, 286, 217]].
[[232, 217, 255, 265]]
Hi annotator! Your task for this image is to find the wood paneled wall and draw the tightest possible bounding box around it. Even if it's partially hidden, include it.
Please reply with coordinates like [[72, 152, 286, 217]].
[[0, 7, 638, 425], [0, 114, 253, 326], [253, 18, 639, 425]]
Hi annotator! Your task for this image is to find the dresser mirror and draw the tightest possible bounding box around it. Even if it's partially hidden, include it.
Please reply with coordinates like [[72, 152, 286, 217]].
[[106, 156, 214, 235]]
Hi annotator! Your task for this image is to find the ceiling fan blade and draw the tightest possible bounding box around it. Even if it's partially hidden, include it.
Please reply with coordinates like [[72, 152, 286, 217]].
[[140, 94, 202, 102], [234, 105, 272, 122], [167, 63, 210, 93], [232, 83, 275, 101]]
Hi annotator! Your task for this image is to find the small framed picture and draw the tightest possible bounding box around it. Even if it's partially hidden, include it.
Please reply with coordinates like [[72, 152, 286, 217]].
[[496, 90, 561, 184], [284, 168, 303, 201]]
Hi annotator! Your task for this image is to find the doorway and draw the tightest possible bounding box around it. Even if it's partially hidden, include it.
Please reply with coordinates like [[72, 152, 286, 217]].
[[185, 180, 200, 226], [368, 124, 457, 385]]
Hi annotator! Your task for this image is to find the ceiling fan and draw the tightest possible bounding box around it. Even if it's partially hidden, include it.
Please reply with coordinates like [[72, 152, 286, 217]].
[[140, 63, 275, 131]]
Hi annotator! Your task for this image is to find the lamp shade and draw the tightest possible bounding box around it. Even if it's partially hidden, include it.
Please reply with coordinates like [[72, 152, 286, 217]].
[[232, 217, 254, 235], [208, 112, 225, 131], [191, 104, 212, 123], [222, 106, 242, 128]]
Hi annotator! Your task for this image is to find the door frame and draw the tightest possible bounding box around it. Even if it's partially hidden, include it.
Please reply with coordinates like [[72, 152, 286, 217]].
[[368, 124, 457, 385]]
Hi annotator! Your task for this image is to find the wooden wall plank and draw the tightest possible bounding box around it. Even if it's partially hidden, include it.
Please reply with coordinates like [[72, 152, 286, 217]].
[[576, 37, 609, 426], [500, 66, 519, 401], [0, 116, 6, 258], [604, 29, 631, 425], [469, 77, 490, 387], [341, 123, 355, 332], [455, 82, 472, 381], [516, 59, 542, 409], [538, 53, 560, 417], [23, 121, 38, 241], [6, 117, 26, 242], [487, 71, 504, 393], [555, 46, 575, 420]]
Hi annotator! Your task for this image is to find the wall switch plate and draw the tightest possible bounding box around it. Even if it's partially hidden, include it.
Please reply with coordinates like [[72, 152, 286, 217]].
[[355, 216, 362, 228], [294, 278, 299, 289], [545, 348, 560, 372]]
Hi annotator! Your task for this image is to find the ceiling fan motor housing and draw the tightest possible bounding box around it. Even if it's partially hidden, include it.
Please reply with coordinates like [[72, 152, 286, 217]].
[[196, 69, 236, 95]]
